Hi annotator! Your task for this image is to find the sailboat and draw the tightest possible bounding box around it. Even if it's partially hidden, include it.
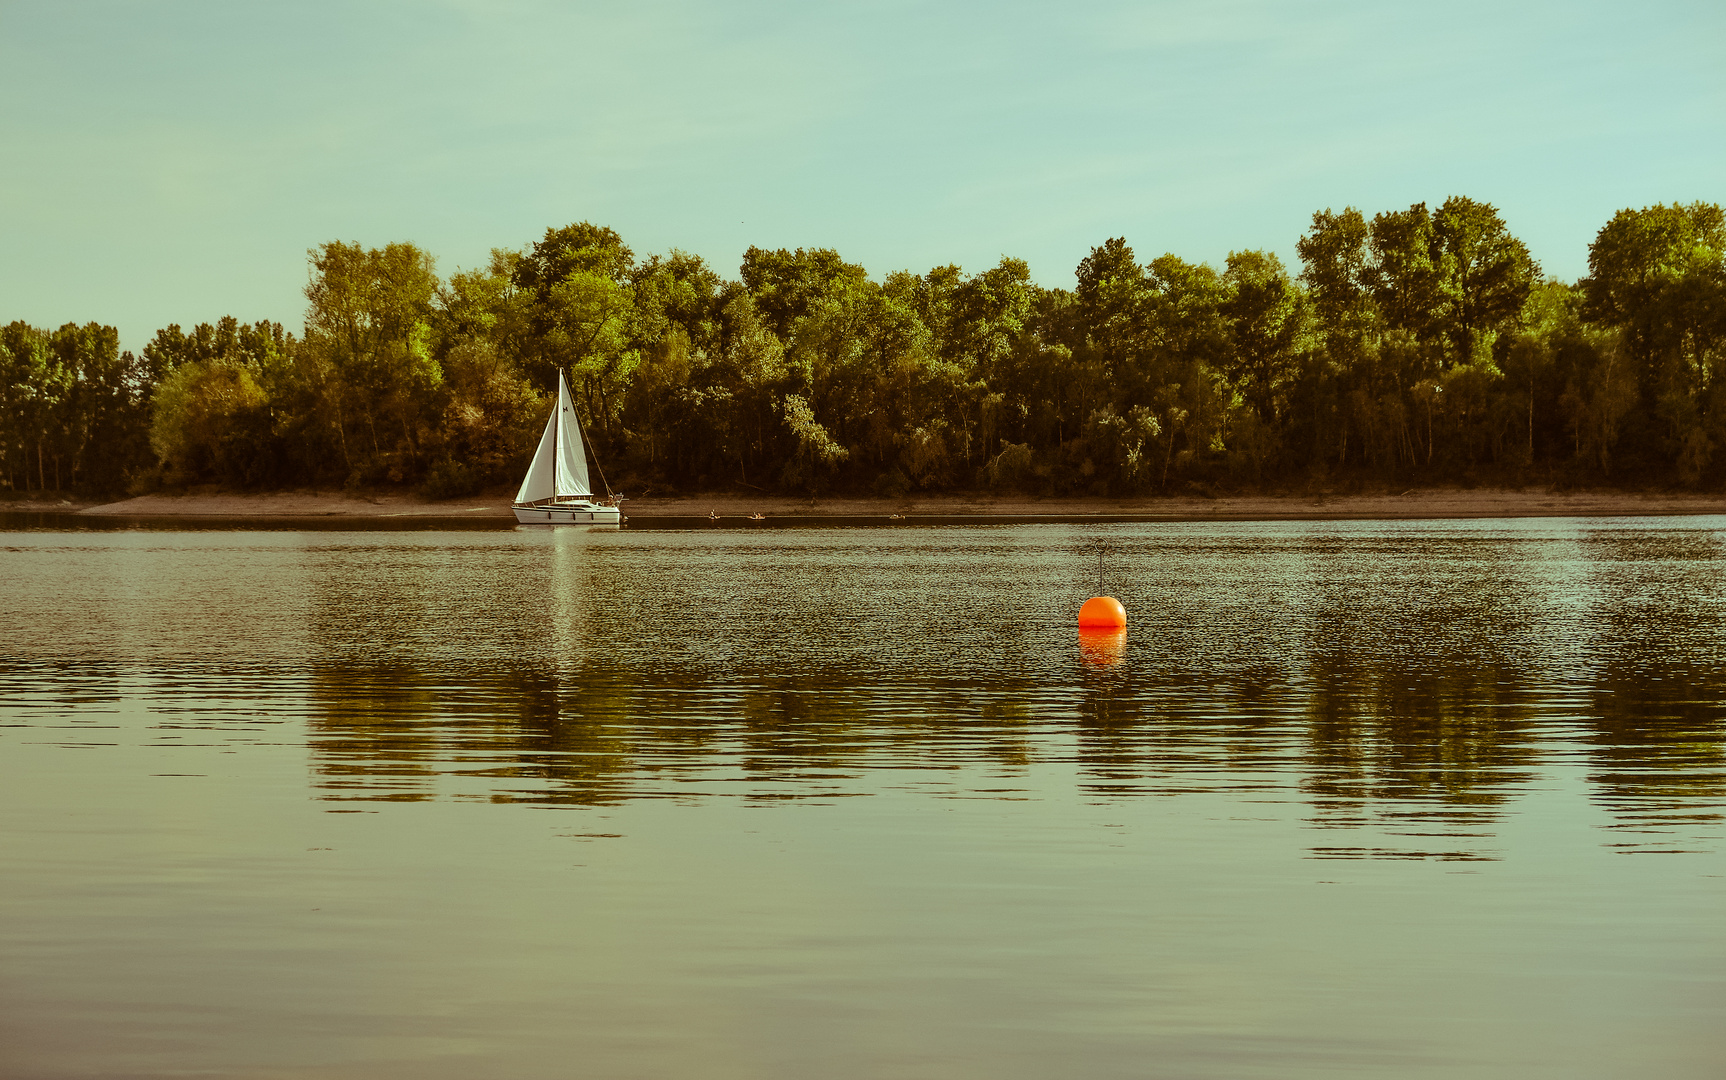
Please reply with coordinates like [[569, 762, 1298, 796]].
[[512, 370, 624, 525]]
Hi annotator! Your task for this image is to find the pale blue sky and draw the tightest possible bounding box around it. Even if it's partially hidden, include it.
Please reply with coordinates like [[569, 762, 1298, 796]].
[[2, 0, 1722, 351]]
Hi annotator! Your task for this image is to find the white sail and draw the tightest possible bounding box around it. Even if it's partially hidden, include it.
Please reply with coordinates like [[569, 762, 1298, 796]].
[[553, 372, 592, 497], [515, 401, 560, 504], [517, 370, 593, 505]]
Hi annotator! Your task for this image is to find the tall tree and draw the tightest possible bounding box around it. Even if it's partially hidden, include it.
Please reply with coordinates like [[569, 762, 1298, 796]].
[[1221, 250, 1307, 428], [1583, 202, 1726, 386], [504, 224, 642, 450], [0, 322, 67, 491], [146, 319, 292, 486], [1428, 196, 1539, 369], [512, 223, 634, 298], [1583, 202, 1726, 479], [740, 246, 871, 343], [302, 241, 442, 480], [0, 321, 147, 493], [1365, 204, 1442, 344]]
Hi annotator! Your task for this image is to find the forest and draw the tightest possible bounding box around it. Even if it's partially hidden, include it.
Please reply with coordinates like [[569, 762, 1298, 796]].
[[3, 198, 1723, 500]]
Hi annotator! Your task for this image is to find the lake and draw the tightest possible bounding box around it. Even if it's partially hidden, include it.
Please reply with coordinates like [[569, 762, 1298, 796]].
[[1, 517, 1723, 1078]]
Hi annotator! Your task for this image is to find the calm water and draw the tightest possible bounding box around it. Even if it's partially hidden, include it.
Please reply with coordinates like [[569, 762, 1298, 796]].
[[1, 518, 1723, 1079]]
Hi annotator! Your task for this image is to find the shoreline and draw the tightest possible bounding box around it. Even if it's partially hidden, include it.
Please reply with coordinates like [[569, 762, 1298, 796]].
[[4, 487, 1725, 524]]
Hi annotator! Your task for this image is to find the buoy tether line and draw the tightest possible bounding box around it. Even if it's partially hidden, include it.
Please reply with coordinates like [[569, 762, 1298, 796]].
[[1078, 539, 1127, 629]]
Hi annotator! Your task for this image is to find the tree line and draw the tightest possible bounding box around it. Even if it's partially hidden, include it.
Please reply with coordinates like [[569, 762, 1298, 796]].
[[3, 198, 1723, 499]]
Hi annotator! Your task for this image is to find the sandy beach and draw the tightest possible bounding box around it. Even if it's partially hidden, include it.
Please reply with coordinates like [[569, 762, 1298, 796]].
[[5, 486, 1722, 523]]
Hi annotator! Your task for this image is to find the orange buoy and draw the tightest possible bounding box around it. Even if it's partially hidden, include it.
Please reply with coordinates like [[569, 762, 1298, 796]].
[[1078, 595, 1127, 628]]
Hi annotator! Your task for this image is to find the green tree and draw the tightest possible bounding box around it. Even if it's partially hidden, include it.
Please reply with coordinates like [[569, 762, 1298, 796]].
[[1221, 250, 1307, 426], [1499, 281, 1572, 467], [512, 223, 634, 299], [541, 270, 638, 443], [1583, 202, 1726, 481], [151, 361, 269, 484], [717, 293, 791, 488], [1297, 208, 1373, 343], [414, 249, 547, 496], [145, 319, 292, 486], [1142, 253, 1232, 485], [1296, 207, 1380, 474], [740, 246, 877, 489], [301, 241, 442, 482], [1428, 196, 1539, 369], [505, 224, 643, 453], [739, 246, 871, 343], [0, 322, 67, 491], [780, 391, 847, 492], [0, 321, 154, 494], [1365, 204, 1442, 344]]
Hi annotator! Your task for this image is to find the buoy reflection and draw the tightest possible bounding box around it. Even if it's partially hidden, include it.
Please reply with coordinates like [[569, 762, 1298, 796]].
[[1078, 627, 1127, 668]]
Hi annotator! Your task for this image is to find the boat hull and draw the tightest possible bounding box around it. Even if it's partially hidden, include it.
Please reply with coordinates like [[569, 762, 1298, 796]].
[[513, 503, 624, 525]]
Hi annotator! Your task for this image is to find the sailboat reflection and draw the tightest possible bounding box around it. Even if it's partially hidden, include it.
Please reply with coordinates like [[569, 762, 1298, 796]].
[[1077, 627, 1127, 668]]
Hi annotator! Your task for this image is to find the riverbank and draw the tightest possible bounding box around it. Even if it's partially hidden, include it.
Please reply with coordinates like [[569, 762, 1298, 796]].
[[12, 487, 1725, 523]]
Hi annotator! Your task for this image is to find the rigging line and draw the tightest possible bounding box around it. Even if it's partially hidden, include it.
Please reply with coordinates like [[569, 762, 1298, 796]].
[[587, 425, 615, 500]]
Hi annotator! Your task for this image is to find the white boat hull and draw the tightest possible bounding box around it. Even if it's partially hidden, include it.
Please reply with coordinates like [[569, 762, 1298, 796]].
[[513, 503, 623, 525]]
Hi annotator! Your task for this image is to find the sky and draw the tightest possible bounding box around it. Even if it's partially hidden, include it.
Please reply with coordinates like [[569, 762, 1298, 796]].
[[2, 0, 1722, 352]]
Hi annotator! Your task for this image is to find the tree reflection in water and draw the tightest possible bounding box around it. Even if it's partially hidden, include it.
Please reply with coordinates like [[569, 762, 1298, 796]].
[[298, 520, 1726, 861]]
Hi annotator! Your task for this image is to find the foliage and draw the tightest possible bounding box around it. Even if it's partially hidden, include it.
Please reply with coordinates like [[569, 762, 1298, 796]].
[[7, 202, 1726, 499], [145, 318, 293, 486], [1, 320, 150, 494]]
